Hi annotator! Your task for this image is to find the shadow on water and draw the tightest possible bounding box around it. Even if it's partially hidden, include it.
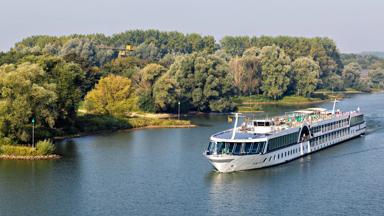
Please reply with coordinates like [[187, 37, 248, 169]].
[[54, 139, 79, 158]]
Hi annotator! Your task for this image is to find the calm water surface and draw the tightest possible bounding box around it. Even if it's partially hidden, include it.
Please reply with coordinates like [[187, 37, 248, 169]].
[[1, 93, 384, 216]]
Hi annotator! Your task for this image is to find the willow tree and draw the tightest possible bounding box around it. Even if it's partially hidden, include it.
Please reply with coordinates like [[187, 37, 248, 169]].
[[134, 63, 167, 112], [259, 45, 291, 99], [0, 63, 58, 143], [292, 57, 320, 97], [342, 62, 361, 88], [154, 53, 236, 112], [229, 48, 262, 95]]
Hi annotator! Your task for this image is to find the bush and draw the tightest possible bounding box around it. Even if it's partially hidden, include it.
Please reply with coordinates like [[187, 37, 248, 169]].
[[209, 98, 236, 112], [0, 145, 37, 156], [138, 92, 156, 113], [36, 140, 55, 155], [0, 140, 55, 156], [0, 137, 14, 146]]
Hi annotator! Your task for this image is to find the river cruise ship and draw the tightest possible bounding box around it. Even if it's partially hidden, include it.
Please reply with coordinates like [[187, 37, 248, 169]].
[[204, 101, 366, 173]]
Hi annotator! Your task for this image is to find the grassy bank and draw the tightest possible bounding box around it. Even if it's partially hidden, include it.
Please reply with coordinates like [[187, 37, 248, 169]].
[[234, 89, 370, 112], [233, 95, 327, 112], [0, 140, 59, 159], [56, 114, 195, 139]]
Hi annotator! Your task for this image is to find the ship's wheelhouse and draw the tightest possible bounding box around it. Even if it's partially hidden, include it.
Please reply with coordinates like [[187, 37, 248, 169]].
[[206, 141, 266, 156]]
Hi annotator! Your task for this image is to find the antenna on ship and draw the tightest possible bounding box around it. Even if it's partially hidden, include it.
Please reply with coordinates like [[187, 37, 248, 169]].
[[332, 98, 339, 115], [231, 113, 240, 140]]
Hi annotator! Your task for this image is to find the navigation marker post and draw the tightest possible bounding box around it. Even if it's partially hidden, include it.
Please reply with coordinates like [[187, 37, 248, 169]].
[[178, 101, 181, 120], [32, 117, 35, 148]]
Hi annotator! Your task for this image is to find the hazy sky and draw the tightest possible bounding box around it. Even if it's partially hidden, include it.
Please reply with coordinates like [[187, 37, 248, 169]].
[[1, 0, 383, 53]]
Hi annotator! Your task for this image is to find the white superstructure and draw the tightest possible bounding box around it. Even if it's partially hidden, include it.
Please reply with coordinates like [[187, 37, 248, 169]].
[[204, 102, 366, 173]]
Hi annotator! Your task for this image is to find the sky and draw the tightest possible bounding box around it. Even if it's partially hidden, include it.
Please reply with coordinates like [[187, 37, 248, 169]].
[[0, 0, 383, 53]]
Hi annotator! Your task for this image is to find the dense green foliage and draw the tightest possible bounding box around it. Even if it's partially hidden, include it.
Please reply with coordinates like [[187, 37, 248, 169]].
[[84, 74, 138, 116], [292, 57, 320, 96], [153, 53, 236, 112], [1, 29, 384, 144]]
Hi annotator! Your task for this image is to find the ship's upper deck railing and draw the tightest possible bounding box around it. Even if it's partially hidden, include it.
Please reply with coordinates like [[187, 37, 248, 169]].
[[237, 108, 358, 134]]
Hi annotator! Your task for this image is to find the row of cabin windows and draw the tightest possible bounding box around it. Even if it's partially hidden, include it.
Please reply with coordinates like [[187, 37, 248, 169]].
[[310, 128, 349, 147], [350, 115, 364, 126], [207, 142, 266, 155], [310, 119, 349, 134], [267, 147, 302, 162], [267, 132, 299, 152]]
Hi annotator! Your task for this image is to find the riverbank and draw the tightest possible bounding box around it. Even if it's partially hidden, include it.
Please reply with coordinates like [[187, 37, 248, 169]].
[[233, 92, 364, 112], [234, 95, 327, 112], [54, 115, 196, 140], [0, 140, 58, 160]]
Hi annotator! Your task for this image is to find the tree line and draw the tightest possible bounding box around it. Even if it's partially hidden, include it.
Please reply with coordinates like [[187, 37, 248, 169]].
[[0, 30, 383, 143]]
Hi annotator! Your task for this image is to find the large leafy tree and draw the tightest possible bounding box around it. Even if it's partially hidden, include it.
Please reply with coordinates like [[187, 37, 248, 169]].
[[101, 57, 144, 78], [368, 69, 384, 89], [153, 73, 178, 112], [292, 57, 320, 97], [259, 45, 291, 99], [20, 55, 85, 127], [229, 48, 262, 95], [84, 75, 138, 116], [220, 36, 250, 56], [134, 64, 167, 112], [342, 62, 361, 88], [323, 73, 344, 91], [154, 53, 236, 112], [0, 63, 58, 143]]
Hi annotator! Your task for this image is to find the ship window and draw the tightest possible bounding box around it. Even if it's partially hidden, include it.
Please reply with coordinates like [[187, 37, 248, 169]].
[[207, 142, 213, 151], [215, 142, 225, 154], [260, 142, 266, 153], [251, 142, 259, 154], [228, 143, 235, 153], [243, 143, 252, 154], [233, 143, 242, 155], [256, 122, 265, 126]]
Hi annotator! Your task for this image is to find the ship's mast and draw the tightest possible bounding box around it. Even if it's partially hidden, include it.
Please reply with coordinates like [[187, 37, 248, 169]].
[[231, 113, 239, 140], [332, 99, 339, 115]]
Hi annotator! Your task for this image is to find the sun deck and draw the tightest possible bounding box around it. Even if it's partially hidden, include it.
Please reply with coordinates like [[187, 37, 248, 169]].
[[212, 106, 357, 141], [212, 129, 267, 140]]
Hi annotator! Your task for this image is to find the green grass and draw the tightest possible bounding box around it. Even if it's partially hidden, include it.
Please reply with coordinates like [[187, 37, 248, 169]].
[[127, 117, 191, 128], [0, 140, 55, 156], [234, 95, 326, 106], [233, 95, 329, 112], [279, 95, 323, 103], [232, 95, 275, 104]]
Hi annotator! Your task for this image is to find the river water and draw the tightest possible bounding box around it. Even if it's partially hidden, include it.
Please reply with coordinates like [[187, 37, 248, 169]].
[[1, 93, 384, 216]]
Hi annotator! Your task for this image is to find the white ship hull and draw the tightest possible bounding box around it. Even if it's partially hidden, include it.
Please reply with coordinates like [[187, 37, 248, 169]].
[[206, 122, 366, 173]]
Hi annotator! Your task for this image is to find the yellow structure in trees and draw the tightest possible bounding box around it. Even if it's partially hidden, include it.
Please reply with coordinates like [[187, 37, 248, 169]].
[[97, 44, 135, 58]]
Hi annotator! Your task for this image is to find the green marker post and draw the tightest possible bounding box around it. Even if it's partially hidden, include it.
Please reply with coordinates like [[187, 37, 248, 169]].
[[32, 117, 35, 148]]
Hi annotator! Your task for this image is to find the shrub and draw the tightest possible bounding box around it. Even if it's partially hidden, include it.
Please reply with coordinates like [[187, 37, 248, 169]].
[[36, 140, 55, 155], [0, 145, 37, 156], [0, 137, 14, 146]]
